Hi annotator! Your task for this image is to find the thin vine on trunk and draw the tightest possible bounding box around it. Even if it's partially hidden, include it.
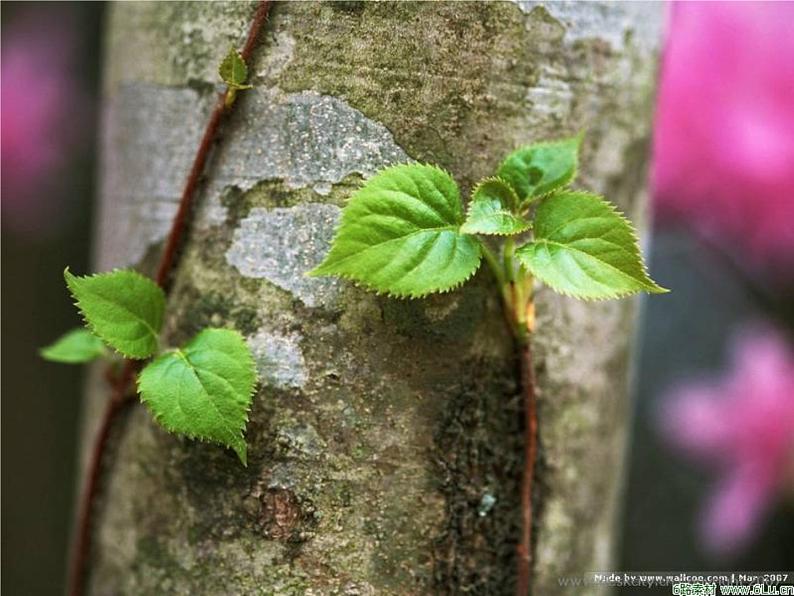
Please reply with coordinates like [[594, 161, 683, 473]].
[[516, 340, 538, 595], [66, 4, 273, 595]]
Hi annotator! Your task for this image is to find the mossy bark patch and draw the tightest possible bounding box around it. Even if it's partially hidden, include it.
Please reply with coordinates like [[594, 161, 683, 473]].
[[247, 328, 308, 390], [226, 204, 343, 309], [98, 83, 408, 270], [274, 1, 539, 188]]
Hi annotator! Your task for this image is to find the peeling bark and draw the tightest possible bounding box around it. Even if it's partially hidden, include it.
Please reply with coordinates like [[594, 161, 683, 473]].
[[83, 2, 662, 594]]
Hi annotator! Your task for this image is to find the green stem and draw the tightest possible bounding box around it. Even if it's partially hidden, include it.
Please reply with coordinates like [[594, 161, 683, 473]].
[[224, 87, 238, 108], [503, 237, 516, 283], [480, 241, 506, 288]]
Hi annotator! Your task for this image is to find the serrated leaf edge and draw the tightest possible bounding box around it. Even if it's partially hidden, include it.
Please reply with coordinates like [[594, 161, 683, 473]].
[[218, 46, 249, 88], [309, 162, 478, 297], [321, 162, 462, 245], [324, 250, 483, 299], [64, 267, 165, 360], [136, 328, 257, 465], [338, 162, 457, 206], [501, 134, 582, 206], [461, 177, 531, 236], [516, 191, 668, 301]]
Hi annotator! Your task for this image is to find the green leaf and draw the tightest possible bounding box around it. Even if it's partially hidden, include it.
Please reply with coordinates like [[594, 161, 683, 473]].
[[65, 268, 165, 359], [137, 328, 256, 465], [460, 178, 531, 236], [40, 328, 107, 364], [496, 134, 581, 204], [515, 191, 668, 299], [309, 163, 482, 298], [218, 46, 252, 89]]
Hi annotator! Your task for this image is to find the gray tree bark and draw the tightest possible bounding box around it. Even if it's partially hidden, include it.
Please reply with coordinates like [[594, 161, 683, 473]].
[[82, 2, 662, 594]]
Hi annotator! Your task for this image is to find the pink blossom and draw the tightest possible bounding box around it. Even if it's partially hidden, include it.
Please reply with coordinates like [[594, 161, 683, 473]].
[[652, 2, 794, 274], [1, 8, 84, 234], [660, 326, 794, 554]]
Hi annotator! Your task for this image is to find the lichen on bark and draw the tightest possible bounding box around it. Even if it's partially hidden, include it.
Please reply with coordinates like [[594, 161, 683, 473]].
[[85, 2, 662, 594]]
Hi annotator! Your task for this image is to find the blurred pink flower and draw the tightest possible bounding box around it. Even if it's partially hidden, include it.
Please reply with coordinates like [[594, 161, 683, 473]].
[[1, 8, 84, 233], [660, 326, 794, 555], [653, 2, 794, 274]]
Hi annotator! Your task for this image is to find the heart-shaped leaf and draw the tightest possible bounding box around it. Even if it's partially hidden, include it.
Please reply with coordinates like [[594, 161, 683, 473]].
[[138, 328, 257, 465]]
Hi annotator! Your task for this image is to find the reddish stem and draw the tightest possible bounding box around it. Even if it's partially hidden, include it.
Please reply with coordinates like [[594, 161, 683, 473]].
[[239, 0, 272, 62], [67, 3, 273, 594], [67, 361, 137, 596], [156, 0, 272, 289], [516, 340, 537, 596]]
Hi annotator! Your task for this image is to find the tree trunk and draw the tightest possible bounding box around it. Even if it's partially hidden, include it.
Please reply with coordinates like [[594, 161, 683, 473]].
[[83, 2, 662, 593]]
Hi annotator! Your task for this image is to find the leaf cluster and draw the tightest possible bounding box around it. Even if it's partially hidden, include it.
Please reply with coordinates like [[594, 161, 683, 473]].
[[311, 134, 667, 302], [40, 48, 266, 465], [42, 269, 257, 464], [41, 133, 665, 467]]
